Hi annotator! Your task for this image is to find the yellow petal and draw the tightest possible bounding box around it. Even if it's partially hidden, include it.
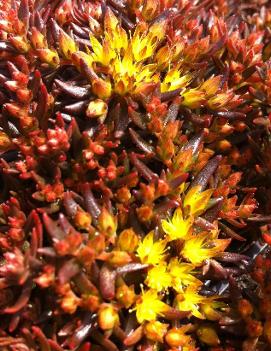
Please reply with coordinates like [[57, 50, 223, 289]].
[[136, 231, 167, 265], [161, 208, 193, 241], [184, 186, 213, 216]]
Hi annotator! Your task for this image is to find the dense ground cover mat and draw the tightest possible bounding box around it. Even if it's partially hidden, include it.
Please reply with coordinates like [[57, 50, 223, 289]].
[[0, 0, 271, 350]]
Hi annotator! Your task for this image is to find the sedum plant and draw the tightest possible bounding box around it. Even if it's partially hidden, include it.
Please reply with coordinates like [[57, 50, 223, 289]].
[[0, 0, 270, 351]]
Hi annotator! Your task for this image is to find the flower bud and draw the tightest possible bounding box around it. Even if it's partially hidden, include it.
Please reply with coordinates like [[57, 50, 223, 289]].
[[182, 89, 205, 109], [98, 208, 117, 237], [0, 131, 12, 151], [165, 328, 191, 348], [10, 36, 30, 53], [220, 123, 234, 134], [16, 88, 32, 103], [144, 321, 168, 342], [36, 48, 60, 67], [117, 228, 139, 253], [81, 294, 100, 312], [200, 304, 221, 321], [86, 99, 108, 119], [136, 205, 153, 222], [238, 299, 253, 318], [60, 289, 81, 314], [217, 139, 231, 151], [98, 304, 119, 330], [55, 0, 73, 25], [196, 325, 220, 346], [92, 78, 112, 99], [116, 186, 131, 203], [74, 209, 92, 230], [246, 318, 263, 338], [108, 251, 132, 266], [116, 284, 135, 308], [59, 30, 77, 59]]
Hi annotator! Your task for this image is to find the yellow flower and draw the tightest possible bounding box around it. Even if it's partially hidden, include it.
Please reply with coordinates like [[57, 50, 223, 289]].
[[137, 231, 167, 265], [155, 40, 185, 69], [133, 289, 169, 323], [181, 88, 205, 109], [104, 9, 128, 54], [144, 321, 169, 342], [207, 92, 233, 110], [131, 20, 167, 62], [145, 263, 172, 291], [89, 35, 115, 66], [168, 258, 202, 292], [181, 232, 230, 266], [161, 67, 192, 92], [200, 76, 222, 97], [177, 287, 210, 319], [165, 325, 195, 349], [52, 8, 207, 99], [87, 11, 166, 96], [183, 185, 213, 216], [173, 148, 194, 173], [161, 207, 193, 241]]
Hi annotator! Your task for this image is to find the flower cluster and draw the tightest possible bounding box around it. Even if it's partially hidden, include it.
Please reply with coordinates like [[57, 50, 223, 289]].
[[0, 0, 270, 350]]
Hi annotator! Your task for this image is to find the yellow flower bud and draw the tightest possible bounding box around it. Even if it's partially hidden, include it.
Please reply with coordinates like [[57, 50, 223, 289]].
[[217, 139, 231, 151], [116, 284, 136, 308], [0, 131, 12, 151], [59, 288, 81, 314], [98, 304, 119, 330], [165, 327, 191, 348], [10, 36, 30, 53], [86, 99, 108, 119], [196, 325, 220, 346], [136, 205, 153, 222], [98, 207, 117, 237], [117, 228, 139, 253], [81, 294, 100, 312], [74, 209, 92, 230], [144, 321, 168, 342], [116, 186, 131, 203], [36, 48, 60, 67], [182, 89, 205, 109], [200, 304, 222, 321], [108, 251, 132, 266], [92, 78, 112, 99]]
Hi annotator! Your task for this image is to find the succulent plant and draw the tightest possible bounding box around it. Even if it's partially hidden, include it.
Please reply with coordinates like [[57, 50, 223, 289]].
[[0, 0, 271, 351]]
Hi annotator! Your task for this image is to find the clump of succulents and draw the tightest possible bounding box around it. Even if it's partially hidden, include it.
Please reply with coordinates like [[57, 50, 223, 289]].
[[0, 0, 271, 350]]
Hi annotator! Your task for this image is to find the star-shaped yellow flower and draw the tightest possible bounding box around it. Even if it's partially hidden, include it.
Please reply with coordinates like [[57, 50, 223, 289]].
[[137, 231, 167, 265], [145, 263, 172, 291], [181, 232, 230, 266], [133, 288, 169, 323], [161, 207, 193, 241], [168, 258, 202, 292], [177, 287, 210, 319]]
